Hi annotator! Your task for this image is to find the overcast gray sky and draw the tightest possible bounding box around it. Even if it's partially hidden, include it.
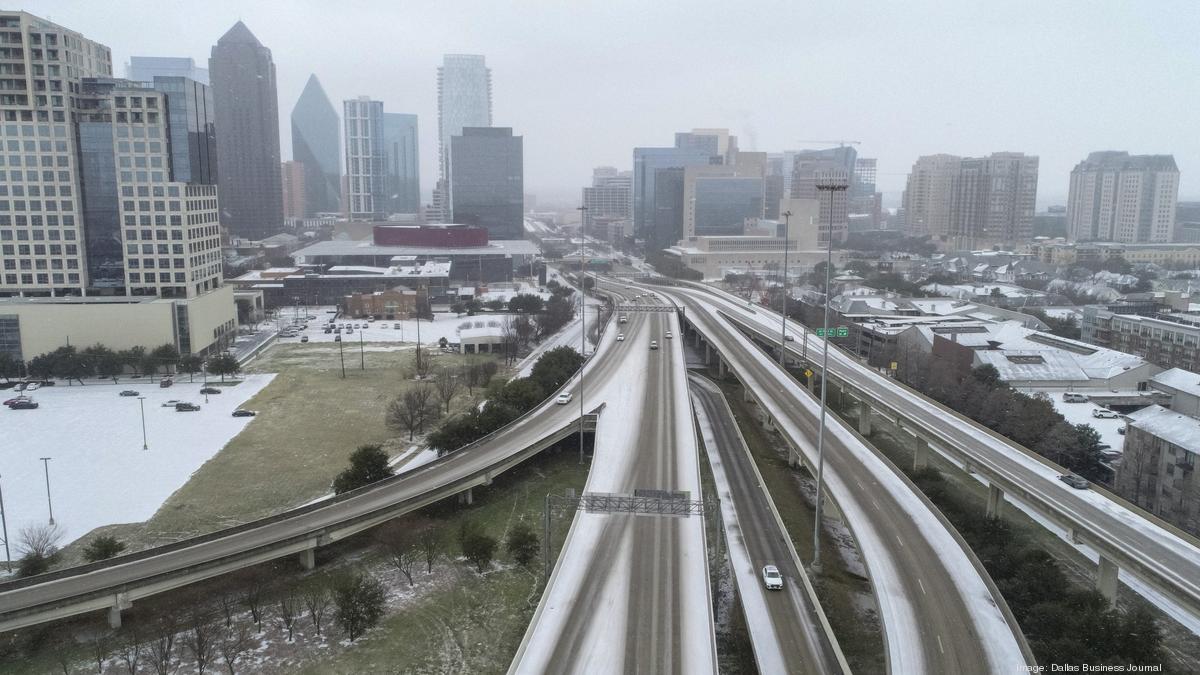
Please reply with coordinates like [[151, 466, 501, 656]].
[[29, 0, 1200, 208]]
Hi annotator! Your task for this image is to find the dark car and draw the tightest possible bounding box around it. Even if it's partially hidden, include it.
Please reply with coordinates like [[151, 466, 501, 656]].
[[1058, 474, 1090, 490], [232, 409, 257, 417], [9, 400, 39, 409], [200, 387, 221, 395], [175, 402, 201, 412], [119, 390, 140, 397], [4, 396, 30, 406]]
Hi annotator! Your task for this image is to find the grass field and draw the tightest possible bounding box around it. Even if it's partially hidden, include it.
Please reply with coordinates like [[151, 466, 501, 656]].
[[77, 343, 503, 553]]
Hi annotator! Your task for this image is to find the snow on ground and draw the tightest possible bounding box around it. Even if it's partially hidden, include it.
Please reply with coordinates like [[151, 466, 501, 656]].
[[286, 311, 517, 346], [1024, 388, 1126, 453], [1, 375, 275, 546]]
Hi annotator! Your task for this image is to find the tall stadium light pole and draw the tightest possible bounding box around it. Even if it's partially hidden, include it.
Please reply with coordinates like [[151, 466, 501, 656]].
[[0, 475, 11, 572], [778, 210, 793, 366], [810, 171, 849, 573], [39, 457, 54, 525], [576, 204, 589, 465], [138, 396, 149, 450]]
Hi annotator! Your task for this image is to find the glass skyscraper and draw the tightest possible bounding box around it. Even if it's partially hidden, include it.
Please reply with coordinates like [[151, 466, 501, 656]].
[[383, 113, 420, 215], [692, 176, 764, 236], [438, 54, 492, 179], [126, 56, 208, 85], [450, 127, 523, 239], [291, 74, 341, 216]]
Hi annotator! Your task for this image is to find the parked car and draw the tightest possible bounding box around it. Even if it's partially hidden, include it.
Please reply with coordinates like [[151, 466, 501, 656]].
[[334, 335, 342, 342], [300, 336, 309, 343], [4, 395, 31, 406], [1091, 408, 1119, 419], [555, 392, 573, 405], [1063, 392, 1088, 403], [649, 340, 659, 350], [232, 409, 257, 417], [119, 390, 140, 397], [1058, 474, 1090, 490], [161, 399, 182, 407], [334, 328, 342, 334], [200, 387, 221, 395], [324, 328, 332, 334], [1117, 426, 1127, 435], [617, 334, 625, 342], [175, 402, 200, 412], [394, 323, 401, 329], [159, 378, 173, 388], [9, 400, 38, 410], [761, 565, 783, 590]]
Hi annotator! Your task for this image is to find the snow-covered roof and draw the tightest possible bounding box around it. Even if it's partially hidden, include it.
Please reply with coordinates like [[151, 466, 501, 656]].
[[1150, 368, 1200, 398], [1127, 405, 1200, 452], [975, 349, 1087, 383]]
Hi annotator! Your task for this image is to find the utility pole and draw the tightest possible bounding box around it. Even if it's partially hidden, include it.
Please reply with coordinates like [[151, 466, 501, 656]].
[[338, 334, 346, 379], [810, 171, 849, 573], [778, 210, 792, 366], [0, 475, 11, 572], [359, 327, 365, 370], [576, 204, 588, 465], [39, 457, 54, 525], [138, 396, 148, 450]]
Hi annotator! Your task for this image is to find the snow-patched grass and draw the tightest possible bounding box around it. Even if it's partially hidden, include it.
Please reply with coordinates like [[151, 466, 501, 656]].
[[1, 375, 274, 547]]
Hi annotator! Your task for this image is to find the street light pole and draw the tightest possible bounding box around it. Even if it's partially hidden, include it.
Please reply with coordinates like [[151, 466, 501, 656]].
[[576, 204, 589, 465], [138, 396, 148, 450], [778, 210, 792, 366], [810, 171, 849, 573], [39, 457, 54, 525], [338, 335, 346, 379], [359, 328, 365, 370]]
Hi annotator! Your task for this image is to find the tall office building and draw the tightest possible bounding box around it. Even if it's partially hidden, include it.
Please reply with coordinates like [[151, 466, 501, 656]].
[[291, 74, 341, 216], [126, 56, 208, 85], [0, 11, 113, 296], [791, 153, 851, 241], [383, 113, 420, 215], [633, 131, 728, 250], [281, 160, 306, 219], [450, 127, 523, 239], [343, 97, 386, 221], [581, 167, 632, 227], [209, 21, 283, 238], [1067, 152, 1180, 243], [434, 54, 491, 221], [953, 152, 1039, 248], [148, 75, 217, 185], [901, 152, 1038, 247]]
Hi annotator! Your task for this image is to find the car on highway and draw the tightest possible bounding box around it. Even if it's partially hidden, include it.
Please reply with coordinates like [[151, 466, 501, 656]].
[[119, 390, 140, 397], [762, 565, 783, 590], [649, 340, 659, 350], [200, 387, 221, 395], [665, 331, 673, 339], [1059, 474, 1090, 490], [1091, 408, 1119, 419], [175, 402, 200, 412], [617, 334, 625, 341], [784, 334, 795, 342], [9, 399, 38, 410], [232, 409, 257, 417], [555, 392, 573, 405], [161, 399, 182, 407], [619, 315, 628, 324]]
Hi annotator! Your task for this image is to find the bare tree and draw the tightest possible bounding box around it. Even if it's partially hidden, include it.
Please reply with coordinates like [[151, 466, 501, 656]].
[[217, 624, 251, 675], [434, 367, 461, 414], [377, 521, 417, 587], [116, 629, 142, 675], [218, 594, 237, 628], [277, 591, 300, 642], [411, 345, 432, 380], [146, 618, 178, 675], [499, 314, 521, 365], [182, 613, 217, 674], [240, 573, 268, 633], [301, 580, 333, 637], [417, 525, 441, 575], [18, 522, 63, 559], [386, 385, 439, 441], [514, 313, 537, 351], [91, 635, 112, 674]]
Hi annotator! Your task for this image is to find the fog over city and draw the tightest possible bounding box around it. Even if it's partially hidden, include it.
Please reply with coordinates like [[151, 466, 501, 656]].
[[28, 0, 1200, 206]]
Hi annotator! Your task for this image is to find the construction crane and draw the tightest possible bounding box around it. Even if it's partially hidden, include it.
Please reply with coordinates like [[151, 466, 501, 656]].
[[795, 139, 861, 148]]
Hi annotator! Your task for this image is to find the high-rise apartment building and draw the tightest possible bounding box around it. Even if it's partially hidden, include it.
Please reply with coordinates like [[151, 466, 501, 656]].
[[149, 75, 217, 185], [1067, 152, 1180, 243], [581, 167, 632, 228], [434, 54, 491, 222], [0, 11, 113, 296], [449, 127, 523, 239], [383, 113, 420, 215], [291, 74, 341, 217], [343, 97, 386, 221], [282, 160, 306, 220], [209, 21, 283, 238], [126, 56, 208, 85], [900, 152, 1038, 248]]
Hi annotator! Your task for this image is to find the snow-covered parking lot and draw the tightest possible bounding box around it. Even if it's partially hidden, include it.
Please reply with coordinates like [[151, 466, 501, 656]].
[[1, 375, 274, 547]]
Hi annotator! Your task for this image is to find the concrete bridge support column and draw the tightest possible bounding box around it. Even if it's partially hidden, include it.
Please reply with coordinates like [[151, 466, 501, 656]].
[[704, 342, 713, 366], [807, 370, 816, 393], [108, 593, 131, 629], [743, 387, 753, 404], [718, 355, 727, 378], [460, 488, 475, 506], [857, 402, 872, 437], [986, 484, 1005, 519], [1097, 556, 1119, 604], [298, 547, 316, 571], [913, 435, 930, 471], [483, 472, 493, 486]]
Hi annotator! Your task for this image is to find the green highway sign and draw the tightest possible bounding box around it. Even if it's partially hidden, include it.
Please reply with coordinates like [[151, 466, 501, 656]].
[[815, 326, 850, 337]]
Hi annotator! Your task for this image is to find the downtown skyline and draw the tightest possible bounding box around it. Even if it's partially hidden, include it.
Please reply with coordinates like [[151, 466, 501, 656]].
[[26, 0, 1200, 208]]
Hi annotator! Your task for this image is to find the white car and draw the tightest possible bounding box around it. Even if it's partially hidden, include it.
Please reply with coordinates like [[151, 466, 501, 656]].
[[161, 399, 182, 407], [555, 392, 573, 405], [665, 331, 673, 339], [649, 340, 659, 350], [1091, 408, 1119, 419], [762, 565, 783, 590], [617, 334, 625, 342]]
